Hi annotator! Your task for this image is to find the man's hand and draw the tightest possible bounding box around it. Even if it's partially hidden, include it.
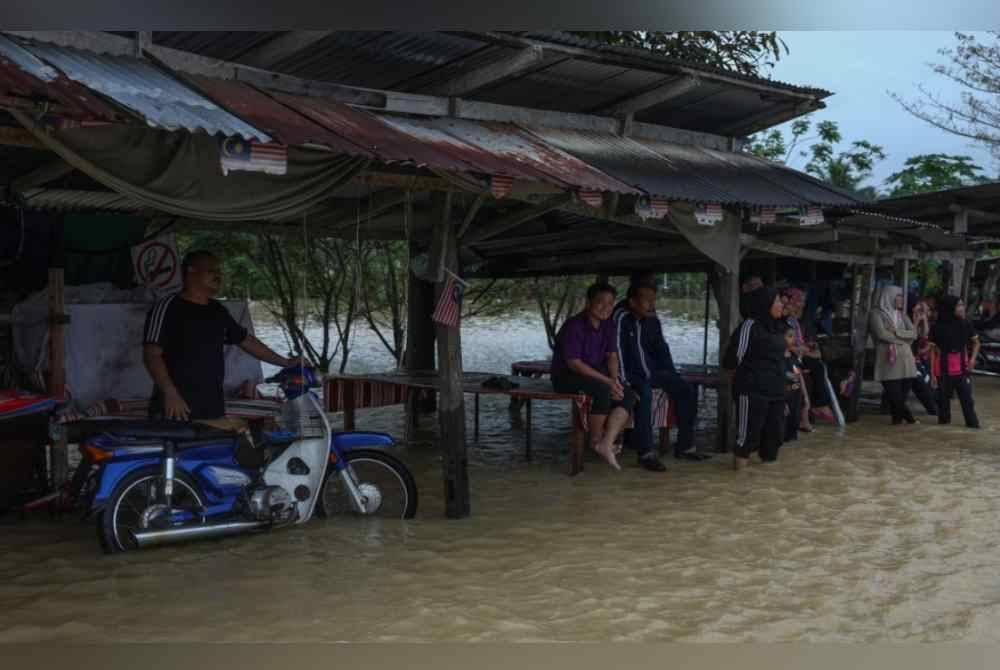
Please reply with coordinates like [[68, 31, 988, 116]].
[[608, 377, 625, 401], [164, 387, 191, 421], [930, 376, 938, 390]]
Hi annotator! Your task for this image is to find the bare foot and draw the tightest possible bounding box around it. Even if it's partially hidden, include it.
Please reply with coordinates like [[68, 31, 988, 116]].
[[592, 441, 622, 470], [733, 454, 750, 471]]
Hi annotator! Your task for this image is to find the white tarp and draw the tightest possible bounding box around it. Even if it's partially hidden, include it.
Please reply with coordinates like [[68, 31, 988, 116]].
[[12, 284, 263, 409]]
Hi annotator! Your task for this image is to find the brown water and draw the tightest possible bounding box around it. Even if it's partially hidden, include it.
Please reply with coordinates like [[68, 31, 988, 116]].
[[6, 309, 1000, 642]]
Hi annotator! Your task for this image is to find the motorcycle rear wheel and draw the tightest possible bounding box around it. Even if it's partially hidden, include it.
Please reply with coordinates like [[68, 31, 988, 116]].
[[316, 449, 417, 519], [97, 466, 205, 554]]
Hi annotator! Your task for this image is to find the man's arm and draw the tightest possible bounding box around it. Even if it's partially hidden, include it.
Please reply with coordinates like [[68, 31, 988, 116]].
[[239, 335, 296, 368], [647, 316, 678, 374], [143, 343, 191, 420], [969, 335, 981, 371]]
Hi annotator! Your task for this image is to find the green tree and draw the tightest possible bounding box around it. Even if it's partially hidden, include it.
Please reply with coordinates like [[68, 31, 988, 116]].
[[572, 31, 787, 76], [884, 154, 988, 197], [747, 119, 886, 198]]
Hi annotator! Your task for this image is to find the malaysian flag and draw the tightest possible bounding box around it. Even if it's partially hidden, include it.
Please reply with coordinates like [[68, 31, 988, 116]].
[[695, 203, 724, 226], [759, 206, 777, 225], [220, 136, 288, 176], [801, 206, 825, 226], [634, 195, 669, 220], [578, 189, 603, 209], [490, 174, 514, 199], [432, 272, 465, 328]]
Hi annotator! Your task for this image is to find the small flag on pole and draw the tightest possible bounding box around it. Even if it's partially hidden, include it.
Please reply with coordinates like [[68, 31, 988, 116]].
[[801, 206, 824, 226], [490, 175, 514, 199], [220, 136, 287, 176], [578, 189, 604, 209], [634, 195, 669, 220], [432, 271, 465, 328], [759, 206, 777, 225], [695, 203, 723, 226]]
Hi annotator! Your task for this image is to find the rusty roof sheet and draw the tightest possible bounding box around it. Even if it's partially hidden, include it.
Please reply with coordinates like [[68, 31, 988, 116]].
[[0, 35, 123, 120], [16, 37, 270, 140], [186, 76, 372, 155]]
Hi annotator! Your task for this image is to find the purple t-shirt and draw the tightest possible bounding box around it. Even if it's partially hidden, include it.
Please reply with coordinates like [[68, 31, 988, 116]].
[[552, 311, 615, 376]]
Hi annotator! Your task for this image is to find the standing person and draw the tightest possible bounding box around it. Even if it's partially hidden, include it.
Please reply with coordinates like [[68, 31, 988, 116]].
[[143, 250, 298, 422], [909, 299, 939, 416], [783, 326, 805, 443], [869, 285, 919, 425], [551, 282, 635, 470], [723, 286, 787, 470], [930, 295, 981, 428]]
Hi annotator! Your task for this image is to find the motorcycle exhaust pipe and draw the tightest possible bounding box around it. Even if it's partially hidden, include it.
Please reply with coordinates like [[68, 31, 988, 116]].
[[131, 520, 268, 548]]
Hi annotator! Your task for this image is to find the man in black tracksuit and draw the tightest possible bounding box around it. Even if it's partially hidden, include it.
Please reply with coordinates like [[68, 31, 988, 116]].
[[613, 283, 701, 471], [723, 286, 787, 468]]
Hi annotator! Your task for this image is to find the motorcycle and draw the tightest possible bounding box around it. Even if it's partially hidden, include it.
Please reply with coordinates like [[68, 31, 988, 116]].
[[77, 365, 417, 553]]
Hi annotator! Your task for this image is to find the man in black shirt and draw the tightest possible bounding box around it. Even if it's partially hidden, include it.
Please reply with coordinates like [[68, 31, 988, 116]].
[[143, 250, 295, 421]]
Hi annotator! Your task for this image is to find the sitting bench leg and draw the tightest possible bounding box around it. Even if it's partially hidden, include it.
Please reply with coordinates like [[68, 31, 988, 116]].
[[570, 403, 584, 476], [474, 393, 480, 442], [525, 399, 532, 461]]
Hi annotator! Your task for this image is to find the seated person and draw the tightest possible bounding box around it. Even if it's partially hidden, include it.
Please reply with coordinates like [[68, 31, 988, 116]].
[[551, 282, 635, 471], [781, 287, 837, 429], [613, 281, 704, 470], [784, 326, 805, 443]]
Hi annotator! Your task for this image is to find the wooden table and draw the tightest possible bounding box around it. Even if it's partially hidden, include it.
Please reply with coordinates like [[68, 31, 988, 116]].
[[324, 371, 594, 475]]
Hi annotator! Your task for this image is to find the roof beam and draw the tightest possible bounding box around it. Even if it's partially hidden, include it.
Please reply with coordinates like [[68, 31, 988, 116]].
[[463, 194, 572, 244], [430, 46, 544, 97], [721, 100, 822, 137], [238, 31, 334, 69], [760, 229, 838, 247], [950, 206, 1000, 224], [10, 160, 74, 193], [741, 234, 875, 265], [598, 76, 700, 117]]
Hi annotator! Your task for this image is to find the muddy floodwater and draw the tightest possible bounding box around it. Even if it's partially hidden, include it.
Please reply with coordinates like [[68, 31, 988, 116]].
[[6, 304, 1000, 642]]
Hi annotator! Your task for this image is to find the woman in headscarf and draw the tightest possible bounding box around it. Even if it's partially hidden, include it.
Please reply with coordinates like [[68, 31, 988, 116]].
[[869, 284, 919, 425], [930, 295, 981, 428], [723, 286, 787, 470]]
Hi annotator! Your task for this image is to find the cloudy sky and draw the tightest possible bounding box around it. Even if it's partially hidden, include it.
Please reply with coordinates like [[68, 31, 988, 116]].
[[766, 31, 998, 188]]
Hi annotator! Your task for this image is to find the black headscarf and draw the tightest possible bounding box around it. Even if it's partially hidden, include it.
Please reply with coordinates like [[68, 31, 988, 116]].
[[931, 295, 973, 353], [740, 286, 781, 332]]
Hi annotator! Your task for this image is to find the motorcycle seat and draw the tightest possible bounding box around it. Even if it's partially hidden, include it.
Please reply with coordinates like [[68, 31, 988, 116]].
[[69, 419, 237, 444]]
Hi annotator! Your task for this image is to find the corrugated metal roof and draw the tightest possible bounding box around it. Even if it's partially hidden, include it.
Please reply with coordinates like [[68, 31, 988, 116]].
[[16, 37, 270, 140], [20, 188, 145, 212]]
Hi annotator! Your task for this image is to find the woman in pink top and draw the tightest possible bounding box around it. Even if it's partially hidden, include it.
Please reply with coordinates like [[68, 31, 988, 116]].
[[930, 295, 981, 428]]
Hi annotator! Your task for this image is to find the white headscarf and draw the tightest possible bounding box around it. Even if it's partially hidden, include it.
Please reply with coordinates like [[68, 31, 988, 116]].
[[878, 284, 903, 327]]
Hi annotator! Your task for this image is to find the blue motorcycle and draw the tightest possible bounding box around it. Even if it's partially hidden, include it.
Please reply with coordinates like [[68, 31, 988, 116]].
[[77, 366, 417, 553]]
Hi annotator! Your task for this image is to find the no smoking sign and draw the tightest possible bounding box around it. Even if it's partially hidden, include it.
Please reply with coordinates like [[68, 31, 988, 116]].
[[132, 235, 182, 293]]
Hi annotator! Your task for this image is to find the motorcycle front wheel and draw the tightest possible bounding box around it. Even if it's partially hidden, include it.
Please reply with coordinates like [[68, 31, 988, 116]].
[[316, 449, 417, 519]]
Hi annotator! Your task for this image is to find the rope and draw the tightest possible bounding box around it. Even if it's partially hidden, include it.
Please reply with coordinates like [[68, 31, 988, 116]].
[[299, 212, 309, 369]]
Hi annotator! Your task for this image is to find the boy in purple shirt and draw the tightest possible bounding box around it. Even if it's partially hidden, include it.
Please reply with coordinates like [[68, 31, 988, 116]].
[[552, 283, 636, 470]]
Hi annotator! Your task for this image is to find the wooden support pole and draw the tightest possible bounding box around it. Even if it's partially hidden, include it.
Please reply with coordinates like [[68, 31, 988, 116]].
[[712, 266, 740, 452], [949, 208, 969, 297], [961, 259, 976, 303], [702, 272, 711, 367], [405, 236, 437, 416], [895, 258, 909, 313], [47, 217, 68, 486], [847, 264, 875, 423], [431, 196, 470, 519]]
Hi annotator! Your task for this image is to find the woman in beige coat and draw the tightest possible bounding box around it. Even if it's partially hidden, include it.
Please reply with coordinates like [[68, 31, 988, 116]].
[[869, 284, 919, 424]]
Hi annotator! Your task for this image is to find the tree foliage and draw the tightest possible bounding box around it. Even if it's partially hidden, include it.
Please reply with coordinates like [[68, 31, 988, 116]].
[[893, 31, 1000, 162], [884, 153, 989, 197], [572, 31, 787, 76]]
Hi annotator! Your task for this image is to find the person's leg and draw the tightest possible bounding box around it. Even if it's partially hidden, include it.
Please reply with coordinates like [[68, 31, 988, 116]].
[[630, 382, 654, 459], [651, 370, 699, 457], [955, 375, 980, 428], [911, 372, 938, 416], [785, 388, 802, 442], [883, 380, 905, 424], [760, 398, 787, 462], [937, 375, 953, 425], [802, 357, 833, 422], [554, 371, 615, 464], [594, 389, 639, 470], [735, 393, 769, 468], [899, 378, 916, 423]]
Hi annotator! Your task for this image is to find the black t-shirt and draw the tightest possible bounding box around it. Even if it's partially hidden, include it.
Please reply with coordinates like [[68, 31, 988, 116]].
[[143, 294, 248, 420]]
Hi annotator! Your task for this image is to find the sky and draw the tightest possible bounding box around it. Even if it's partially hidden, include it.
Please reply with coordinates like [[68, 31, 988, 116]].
[[765, 31, 998, 189]]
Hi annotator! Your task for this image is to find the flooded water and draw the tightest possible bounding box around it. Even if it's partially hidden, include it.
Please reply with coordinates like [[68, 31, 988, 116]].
[[6, 304, 1000, 642]]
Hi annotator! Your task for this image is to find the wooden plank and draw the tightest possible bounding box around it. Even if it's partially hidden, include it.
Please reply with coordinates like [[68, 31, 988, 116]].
[[433, 208, 470, 519], [599, 76, 700, 117], [741, 234, 875, 265], [430, 46, 544, 97], [463, 193, 571, 244], [238, 31, 334, 69], [847, 265, 875, 423], [456, 193, 486, 239], [713, 266, 740, 452], [10, 160, 73, 193], [762, 229, 838, 247]]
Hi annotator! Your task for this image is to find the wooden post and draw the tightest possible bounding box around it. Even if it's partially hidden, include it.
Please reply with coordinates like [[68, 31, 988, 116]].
[[961, 259, 976, 303], [712, 266, 740, 452], [702, 271, 710, 367], [405, 235, 437, 418], [895, 258, 909, 314], [846, 264, 875, 423], [431, 194, 470, 519], [47, 218, 68, 486], [950, 209, 969, 297]]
